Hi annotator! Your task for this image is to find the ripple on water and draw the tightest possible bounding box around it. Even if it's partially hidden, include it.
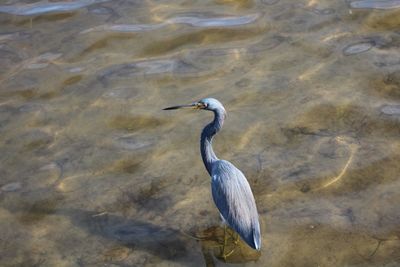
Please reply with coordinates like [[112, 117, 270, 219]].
[[25, 52, 62, 70], [0, 45, 22, 67], [167, 13, 259, 27], [99, 60, 174, 80], [88, 6, 115, 15], [81, 13, 259, 33], [0, 31, 31, 43], [13, 130, 54, 152], [247, 35, 287, 54], [1, 182, 22, 192], [81, 24, 160, 34], [18, 103, 44, 113], [310, 8, 335, 15], [343, 42, 374, 56], [182, 47, 245, 69], [23, 163, 63, 191], [381, 104, 400, 115], [0, 0, 110, 16], [261, 0, 280, 5], [114, 135, 153, 151], [99, 58, 200, 81], [350, 0, 400, 10], [102, 87, 138, 99], [108, 115, 167, 131]]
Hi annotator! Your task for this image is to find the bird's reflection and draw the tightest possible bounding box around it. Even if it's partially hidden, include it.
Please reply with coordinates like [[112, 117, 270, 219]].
[[196, 226, 261, 265]]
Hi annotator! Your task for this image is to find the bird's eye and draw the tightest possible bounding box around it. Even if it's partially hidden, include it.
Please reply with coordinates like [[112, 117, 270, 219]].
[[197, 102, 207, 109]]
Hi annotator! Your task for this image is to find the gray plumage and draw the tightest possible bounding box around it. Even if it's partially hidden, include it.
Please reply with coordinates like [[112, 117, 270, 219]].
[[164, 98, 261, 250]]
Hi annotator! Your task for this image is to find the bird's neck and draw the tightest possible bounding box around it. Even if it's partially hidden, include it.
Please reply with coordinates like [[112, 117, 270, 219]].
[[200, 109, 225, 175]]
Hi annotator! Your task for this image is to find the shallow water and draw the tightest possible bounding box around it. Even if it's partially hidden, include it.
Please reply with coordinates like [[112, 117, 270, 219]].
[[1, 0, 400, 266]]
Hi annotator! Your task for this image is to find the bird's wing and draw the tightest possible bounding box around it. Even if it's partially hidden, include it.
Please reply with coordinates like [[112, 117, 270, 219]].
[[211, 160, 261, 249]]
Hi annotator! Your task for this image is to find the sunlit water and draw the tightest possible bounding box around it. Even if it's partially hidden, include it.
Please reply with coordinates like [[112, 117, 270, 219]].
[[1, 0, 400, 266]]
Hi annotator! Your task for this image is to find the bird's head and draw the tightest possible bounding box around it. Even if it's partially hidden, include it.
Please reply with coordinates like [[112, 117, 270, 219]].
[[163, 98, 226, 114]]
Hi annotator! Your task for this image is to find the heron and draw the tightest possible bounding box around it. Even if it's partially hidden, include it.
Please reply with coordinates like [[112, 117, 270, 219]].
[[163, 98, 261, 255]]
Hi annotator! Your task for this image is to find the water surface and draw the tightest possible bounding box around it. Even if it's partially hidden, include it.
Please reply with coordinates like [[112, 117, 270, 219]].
[[1, 0, 400, 266]]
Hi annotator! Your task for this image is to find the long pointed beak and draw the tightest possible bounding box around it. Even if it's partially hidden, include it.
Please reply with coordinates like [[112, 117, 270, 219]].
[[163, 103, 197, 110]]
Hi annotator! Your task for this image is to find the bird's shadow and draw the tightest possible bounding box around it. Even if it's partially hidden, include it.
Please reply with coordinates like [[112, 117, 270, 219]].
[[63, 208, 190, 261], [62, 209, 260, 265]]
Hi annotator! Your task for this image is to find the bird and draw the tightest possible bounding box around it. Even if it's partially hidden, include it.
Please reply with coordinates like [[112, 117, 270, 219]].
[[163, 98, 261, 254]]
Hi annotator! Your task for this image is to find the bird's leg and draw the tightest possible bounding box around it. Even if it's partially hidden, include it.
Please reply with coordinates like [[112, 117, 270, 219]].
[[220, 225, 238, 260], [221, 224, 228, 260], [223, 224, 227, 248], [224, 245, 237, 259], [227, 227, 238, 241]]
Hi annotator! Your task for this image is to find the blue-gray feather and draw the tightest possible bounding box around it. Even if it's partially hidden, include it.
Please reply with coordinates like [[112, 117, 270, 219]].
[[198, 98, 261, 250], [211, 160, 261, 250]]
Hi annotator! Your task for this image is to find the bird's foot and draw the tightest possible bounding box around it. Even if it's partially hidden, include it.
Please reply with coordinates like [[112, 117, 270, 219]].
[[220, 242, 238, 261], [223, 246, 237, 261], [219, 225, 239, 261]]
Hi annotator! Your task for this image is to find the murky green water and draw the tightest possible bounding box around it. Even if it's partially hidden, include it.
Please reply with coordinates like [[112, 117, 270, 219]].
[[1, 0, 400, 266]]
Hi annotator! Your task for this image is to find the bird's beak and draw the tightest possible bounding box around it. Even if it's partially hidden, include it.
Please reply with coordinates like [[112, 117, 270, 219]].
[[163, 102, 205, 110]]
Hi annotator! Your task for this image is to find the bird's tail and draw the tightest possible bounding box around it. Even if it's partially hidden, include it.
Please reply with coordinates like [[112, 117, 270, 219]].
[[253, 222, 262, 250]]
